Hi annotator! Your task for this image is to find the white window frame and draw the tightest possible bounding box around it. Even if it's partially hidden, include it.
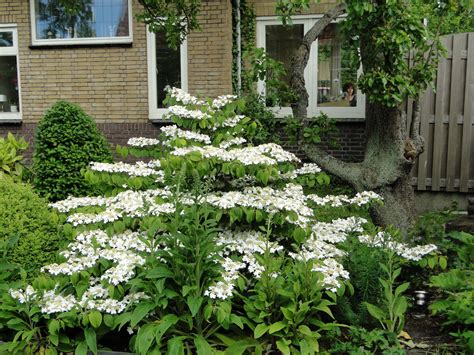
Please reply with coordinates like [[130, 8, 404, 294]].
[[146, 28, 188, 121], [29, 0, 133, 46], [0, 24, 22, 123], [256, 15, 365, 120]]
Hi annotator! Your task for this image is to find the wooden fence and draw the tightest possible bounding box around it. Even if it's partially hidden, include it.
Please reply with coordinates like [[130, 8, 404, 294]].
[[405, 32, 474, 193]]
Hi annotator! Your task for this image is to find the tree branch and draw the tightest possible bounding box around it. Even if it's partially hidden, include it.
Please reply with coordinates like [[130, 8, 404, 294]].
[[289, 3, 347, 119], [409, 99, 424, 154], [302, 142, 364, 190]]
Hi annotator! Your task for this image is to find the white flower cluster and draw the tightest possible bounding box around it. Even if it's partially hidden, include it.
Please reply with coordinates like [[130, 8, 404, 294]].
[[127, 137, 161, 147], [172, 143, 300, 166], [165, 86, 206, 106], [210, 115, 245, 131], [306, 191, 382, 207], [311, 217, 367, 243], [63, 188, 173, 225], [312, 258, 350, 292], [206, 184, 313, 226], [219, 137, 247, 149], [41, 290, 77, 314], [166, 105, 212, 121], [9, 285, 37, 304], [280, 163, 322, 179], [43, 230, 148, 280], [90, 161, 163, 178], [358, 232, 437, 261], [212, 94, 237, 109], [205, 257, 245, 299], [50, 196, 111, 213], [161, 125, 211, 145]]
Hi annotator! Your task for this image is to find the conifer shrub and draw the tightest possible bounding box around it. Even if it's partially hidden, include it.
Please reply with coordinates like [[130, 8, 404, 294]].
[[33, 101, 112, 201], [0, 178, 63, 277]]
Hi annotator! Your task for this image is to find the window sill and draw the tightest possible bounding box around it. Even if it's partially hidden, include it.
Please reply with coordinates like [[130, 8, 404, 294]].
[[30, 37, 133, 49], [0, 112, 22, 123]]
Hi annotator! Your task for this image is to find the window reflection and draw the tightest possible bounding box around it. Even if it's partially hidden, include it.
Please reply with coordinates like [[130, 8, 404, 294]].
[[317, 23, 357, 107], [0, 32, 13, 47], [155, 32, 181, 108], [0, 56, 19, 112], [34, 0, 129, 40]]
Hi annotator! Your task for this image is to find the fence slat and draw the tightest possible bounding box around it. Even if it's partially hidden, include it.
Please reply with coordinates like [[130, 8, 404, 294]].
[[416, 88, 432, 190], [431, 36, 451, 191], [459, 33, 474, 192], [445, 34, 465, 191]]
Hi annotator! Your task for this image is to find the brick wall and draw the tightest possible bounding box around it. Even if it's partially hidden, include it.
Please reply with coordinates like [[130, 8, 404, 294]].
[[0, 0, 233, 155], [247, 0, 340, 17]]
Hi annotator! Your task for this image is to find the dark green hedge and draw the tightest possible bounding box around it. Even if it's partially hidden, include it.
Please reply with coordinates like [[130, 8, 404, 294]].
[[33, 101, 112, 201], [0, 179, 63, 277]]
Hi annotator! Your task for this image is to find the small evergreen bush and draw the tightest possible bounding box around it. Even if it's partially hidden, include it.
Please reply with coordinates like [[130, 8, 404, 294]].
[[0, 179, 63, 277], [33, 101, 112, 201]]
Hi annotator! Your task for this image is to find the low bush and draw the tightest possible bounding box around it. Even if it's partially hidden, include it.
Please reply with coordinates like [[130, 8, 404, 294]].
[[0, 178, 63, 277], [33, 101, 112, 201]]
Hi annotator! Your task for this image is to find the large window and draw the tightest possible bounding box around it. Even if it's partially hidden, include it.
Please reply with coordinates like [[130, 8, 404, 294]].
[[147, 29, 188, 120], [30, 0, 132, 45], [0, 25, 21, 122], [257, 16, 365, 119]]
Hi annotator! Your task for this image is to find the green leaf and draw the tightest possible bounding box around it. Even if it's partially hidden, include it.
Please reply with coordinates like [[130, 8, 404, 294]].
[[365, 302, 386, 321], [298, 325, 313, 337], [75, 341, 88, 355], [194, 335, 214, 355], [439, 256, 447, 270], [394, 282, 410, 298], [268, 321, 286, 334], [155, 314, 179, 345], [88, 310, 102, 329], [166, 337, 185, 355], [137, 324, 155, 355], [254, 323, 269, 339], [230, 314, 244, 329], [276, 339, 291, 355], [84, 327, 97, 355], [131, 303, 155, 327], [393, 296, 408, 317], [187, 296, 204, 317]]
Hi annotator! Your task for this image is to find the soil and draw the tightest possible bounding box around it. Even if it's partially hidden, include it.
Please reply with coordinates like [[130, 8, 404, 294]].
[[403, 313, 461, 354]]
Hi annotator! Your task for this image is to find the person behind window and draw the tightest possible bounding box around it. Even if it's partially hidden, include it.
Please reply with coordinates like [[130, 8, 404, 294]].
[[343, 82, 357, 107]]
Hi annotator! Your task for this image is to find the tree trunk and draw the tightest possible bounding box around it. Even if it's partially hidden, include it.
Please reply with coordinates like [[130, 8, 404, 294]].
[[289, 5, 424, 234]]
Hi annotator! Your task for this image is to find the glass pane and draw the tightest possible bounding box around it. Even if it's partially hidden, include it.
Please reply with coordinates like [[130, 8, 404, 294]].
[[265, 24, 304, 87], [34, 0, 129, 40], [317, 23, 358, 107], [0, 32, 13, 47], [0, 56, 20, 112], [155, 32, 181, 108]]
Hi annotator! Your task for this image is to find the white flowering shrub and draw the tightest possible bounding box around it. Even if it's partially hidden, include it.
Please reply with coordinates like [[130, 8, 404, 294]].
[[0, 88, 437, 354]]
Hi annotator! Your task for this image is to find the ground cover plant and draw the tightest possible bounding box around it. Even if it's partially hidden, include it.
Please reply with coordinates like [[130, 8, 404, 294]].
[[0, 89, 439, 354]]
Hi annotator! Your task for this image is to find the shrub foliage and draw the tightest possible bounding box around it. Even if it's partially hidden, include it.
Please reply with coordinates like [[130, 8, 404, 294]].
[[0, 178, 62, 276], [33, 101, 112, 201]]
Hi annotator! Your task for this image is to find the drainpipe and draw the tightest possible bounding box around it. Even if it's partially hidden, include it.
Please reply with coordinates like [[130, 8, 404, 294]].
[[236, 0, 242, 93]]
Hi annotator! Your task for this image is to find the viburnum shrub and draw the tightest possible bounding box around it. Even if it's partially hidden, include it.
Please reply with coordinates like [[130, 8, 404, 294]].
[[1, 88, 438, 354], [33, 101, 112, 201]]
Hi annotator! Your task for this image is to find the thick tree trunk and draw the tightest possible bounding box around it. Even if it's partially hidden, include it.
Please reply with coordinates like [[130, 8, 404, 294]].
[[289, 5, 424, 234]]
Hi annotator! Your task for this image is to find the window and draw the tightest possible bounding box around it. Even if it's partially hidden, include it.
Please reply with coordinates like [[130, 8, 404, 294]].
[[0, 25, 21, 122], [256, 16, 365, 119], [147, 29, 188, 121], [30, 0, 133, 45]]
